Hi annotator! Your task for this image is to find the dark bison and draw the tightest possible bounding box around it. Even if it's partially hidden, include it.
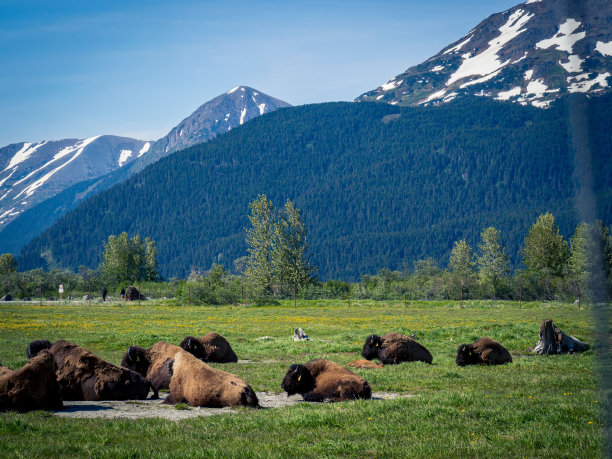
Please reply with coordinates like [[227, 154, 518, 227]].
[[0, 350, 63, 412], [165, 350, 259, 408], [281, 359, 372, 402], [361, 332, 433, 364], [121, 341, 183, 397], [456, 337, 512, 366], [179, 332, 238, 363], [27, 340, 150, 401]]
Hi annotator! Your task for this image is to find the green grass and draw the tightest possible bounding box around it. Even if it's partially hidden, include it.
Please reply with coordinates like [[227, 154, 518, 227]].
[[0, 300, 606, 457]]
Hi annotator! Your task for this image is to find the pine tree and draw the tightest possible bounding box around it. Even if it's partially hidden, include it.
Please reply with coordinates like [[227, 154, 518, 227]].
[[449, 240, 476, 300], [273, 199, 317, 306], [477, 227, 510, 298], [245, 195, 277, 296], [521, 213, 569, 279]]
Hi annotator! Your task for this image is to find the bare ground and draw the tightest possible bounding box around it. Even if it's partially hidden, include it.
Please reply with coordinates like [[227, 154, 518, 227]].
[[52, 392, 412, 421]]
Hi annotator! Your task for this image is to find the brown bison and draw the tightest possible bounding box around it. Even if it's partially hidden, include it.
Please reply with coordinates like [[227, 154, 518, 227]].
[[27, 340, 150, 401], [0, 350, 63, 412], [165, 350, 259, 408], [179, 332, 238, 363], [455, 337, 512, 366], [345, 360, 384, 369], [281, 359, 372, 402], [361, 332, 433, 364], [121, 342, 183, 397]]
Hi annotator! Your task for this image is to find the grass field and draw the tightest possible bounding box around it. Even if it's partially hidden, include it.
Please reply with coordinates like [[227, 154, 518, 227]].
[[0, 299, 606, 457]]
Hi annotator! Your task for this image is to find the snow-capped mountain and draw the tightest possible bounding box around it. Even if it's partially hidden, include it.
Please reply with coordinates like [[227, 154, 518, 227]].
[[139, 86, 291, 169], [0, 136, 150, 227], [357, 0, 612, 107]]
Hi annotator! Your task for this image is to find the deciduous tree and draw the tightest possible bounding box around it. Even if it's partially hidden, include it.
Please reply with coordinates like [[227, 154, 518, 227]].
[[477, 227, 510, 298]]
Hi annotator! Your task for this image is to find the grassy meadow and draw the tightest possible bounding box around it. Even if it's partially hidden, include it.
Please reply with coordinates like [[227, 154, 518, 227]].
[[0, 299, 606, 457]]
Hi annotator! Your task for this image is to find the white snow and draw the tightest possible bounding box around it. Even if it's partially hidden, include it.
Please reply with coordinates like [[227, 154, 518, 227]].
[[0, 208, 15, 219], [240, 107, 247, 125], [460, 69, 502, 88], [443, 92, 458, 102], [525, 0, 541, 4], [442, 36, 473, 55], [227, 87, 240, 94], [3, 142, 48, 172], [376, 95, 385, 100], [559, 55, 583, 72], [179, 129, 184, 137], [430, 65, 445, 72], [568, 72, 611, 93], [524, 69, 534, 80], [447, 9, 534, 86], [0, 168, 16, 188], [258, 103, 266, 115], [390, 101, 399, 105], [424, 88, 447, 103], [118, 149, 133, 167], [13, 136, 101, 200], [138, 142, 151, 157], [595, 41, 612, 57], [532, 99, 552, 108], [496, 86, 522, 100], [512, 52, 528, 64], [381, 79, 402, 91], [241, 87, 245, 91], [567, 73, 589, 83], [526, 79, 549, 98], [535, 19, 585, 53]]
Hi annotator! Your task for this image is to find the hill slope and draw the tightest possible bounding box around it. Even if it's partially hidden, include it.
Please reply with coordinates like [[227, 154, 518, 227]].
[[357, 0, 612, 107], [18, 95, 612, 280]]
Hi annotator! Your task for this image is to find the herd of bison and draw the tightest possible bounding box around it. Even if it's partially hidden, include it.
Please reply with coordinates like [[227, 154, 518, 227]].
[[0, 318, 590, 413]]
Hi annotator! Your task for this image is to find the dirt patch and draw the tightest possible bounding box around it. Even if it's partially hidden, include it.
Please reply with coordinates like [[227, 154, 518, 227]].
[[52, 392, 411, 420]]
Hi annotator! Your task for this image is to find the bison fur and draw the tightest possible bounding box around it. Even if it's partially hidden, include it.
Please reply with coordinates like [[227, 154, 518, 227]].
[[121, 342, 183, 397], [165, 350, 258, 408], [26, 339, 52, 359], [27, 340, 150, 401], [361, 332, 432, 364], [0, 350, 62, 412], [179, 332, 238, 363], [456, 337, 512, 366], [281, 359, 372, 402]]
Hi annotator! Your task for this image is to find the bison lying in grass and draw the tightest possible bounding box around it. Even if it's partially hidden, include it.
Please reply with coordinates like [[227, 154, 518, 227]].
[[281, 359, 372, 402], [27, 340, 150, 401], [361, 332, 433, 364], [165, 350, 259, 408], [121, 342, 183, 397], [0, 350, 63, 412], [455, 337, 512, 366], [179, 332, 238, 363]]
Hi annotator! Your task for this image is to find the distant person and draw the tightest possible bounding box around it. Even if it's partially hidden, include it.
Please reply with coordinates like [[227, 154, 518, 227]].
[[120, 287, 125, 301], [102, 286, 107, 302]]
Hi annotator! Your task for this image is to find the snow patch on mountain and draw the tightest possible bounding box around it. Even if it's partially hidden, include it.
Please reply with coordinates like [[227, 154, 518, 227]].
[[118, 149, 133, 167], [447, 9, 534, 86], [535, 19, 585, 53], [138, 142, 151, 157], [442, 36, 473, 55], [559, 55, 583, 73], [4, 142, 47, 172], [596, 41, 612, 56]]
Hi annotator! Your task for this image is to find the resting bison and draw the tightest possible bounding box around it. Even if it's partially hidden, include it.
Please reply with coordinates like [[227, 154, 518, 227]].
[[533, 319, 590, 354], [121, 342, 183, 397], [281, 359, 372, 402], [361, 332, 433, 364], [0, 350, 63, 411], [456, 337, 512, 366], [179, 332, 238, 363], [27, 340, 150, 401], [165, 350, 259, 408]]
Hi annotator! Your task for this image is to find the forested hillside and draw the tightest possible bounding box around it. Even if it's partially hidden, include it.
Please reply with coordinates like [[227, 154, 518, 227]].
[[18, 95, 612, 280]]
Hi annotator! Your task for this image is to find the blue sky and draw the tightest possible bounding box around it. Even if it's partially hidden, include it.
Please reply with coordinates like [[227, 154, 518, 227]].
[[0, 0, 518, 146]]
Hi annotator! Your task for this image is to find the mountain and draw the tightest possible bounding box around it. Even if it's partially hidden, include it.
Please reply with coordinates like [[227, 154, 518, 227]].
[[357, 0, 612, 108], [0, 136, 151, 227], [17, 94, 612, 280], [0, 87, 290, 256]]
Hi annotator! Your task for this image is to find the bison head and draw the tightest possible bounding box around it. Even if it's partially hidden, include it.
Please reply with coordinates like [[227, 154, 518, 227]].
[[361, 334, 383, 361], [455, 344, 481, 366], [26, 340, 52, 359], [120, 346, 150, 376], [179, 337, 208, 361], [281, 364, 315, 395]]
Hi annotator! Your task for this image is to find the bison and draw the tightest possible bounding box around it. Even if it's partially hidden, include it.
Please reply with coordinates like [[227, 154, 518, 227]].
[[281, 359, 372, 402], [27, 340, 150, 401], [165, 350, 259, 408], [0, 350, 63, 412], [179, 332, 238, 363], [121, 341, 183, 397], [361, 332, 433, 364], [455, 337, 512, 366]]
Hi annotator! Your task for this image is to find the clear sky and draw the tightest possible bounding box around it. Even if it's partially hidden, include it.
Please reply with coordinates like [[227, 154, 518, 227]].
[[0, 0, 519, 146]]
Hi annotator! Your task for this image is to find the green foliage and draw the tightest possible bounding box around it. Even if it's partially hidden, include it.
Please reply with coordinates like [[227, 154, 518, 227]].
[[477, 227, 510, 298], [175, 264, 242, 305], [100, 232, 159, 285], [0, 253, 17, 275], [17, 95, 612, 280], [521, 212, 569, 278], [245, 195, 277, 296]]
